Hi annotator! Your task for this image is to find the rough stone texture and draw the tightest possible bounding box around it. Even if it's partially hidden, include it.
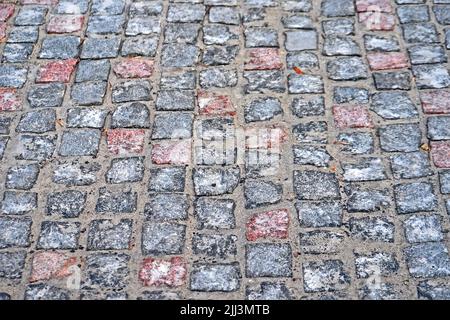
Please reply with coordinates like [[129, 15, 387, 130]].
[[0, 217, 32, 249], [404, 214, 443, 244], [59, 129, 101, 157], [193, 167, 240, 196], [37, 221, 81, 250], [139, 257, 186, 288], [144, 194, 189, 222], [246, 282, 293, 300], [303, 260, 350, 293], [394, 182, 438, 214], [194, 198, 236, 230], [296, 201, 342, 228], [404, 243, 450, 278], [0, 251, 27, 280], [5, 164, 40, 191], [370, 92, 418, 120], [294, 171, 340, 200], [244, 180, 283, 209], [87, 219, 133, 250], [141, 222, 186, 256], [379, 124, 422, 152], [83, 253, 130, 290], [47, 190, 86, 218], [190, 263, 241, 292], [0, 0, 449, 301], [246, 209, 289, 241], [95, 188, 137, 214], [246, 244, 292, 278], [193, 234, 237, 259], [1, 191, 37, 216]]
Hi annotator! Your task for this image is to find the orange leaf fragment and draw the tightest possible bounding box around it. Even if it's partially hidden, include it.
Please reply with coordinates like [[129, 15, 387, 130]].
[[293, 66, 304, 75]]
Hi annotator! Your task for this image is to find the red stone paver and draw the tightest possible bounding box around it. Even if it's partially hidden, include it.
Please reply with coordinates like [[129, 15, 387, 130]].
[[107, 129, 146, 155], [431, 141, 450, 168], [36, 59, 78, 83], [139, 257, 187, 287], [356, 0, 393, 13], [420, 90, 450, 114], [151, 140, 192, 165], [30, 252, 78, 282], [47, 15, 85, 33], [245, 126, 288, 150], [359, 12, 395, 31], [198, 91, 236, 116], [367, 52, 409, 71], [113, 58, 154, 79], [0, 4, 15, 22], [333, 105, 374, 129], [245, 48, 283, 71], [0, 88, 22, 112], [246, 209, 290, 241]]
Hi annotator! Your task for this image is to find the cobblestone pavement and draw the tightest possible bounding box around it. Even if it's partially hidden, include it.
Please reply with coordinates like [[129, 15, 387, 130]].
[[0, 0, 450, 301]]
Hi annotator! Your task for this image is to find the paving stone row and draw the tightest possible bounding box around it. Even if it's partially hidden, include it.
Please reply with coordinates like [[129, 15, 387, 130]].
[[0, 0, 449, 300]]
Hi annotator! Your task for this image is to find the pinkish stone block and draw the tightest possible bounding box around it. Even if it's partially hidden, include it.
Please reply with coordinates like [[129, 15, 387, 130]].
[[431, 141, 450, 168], [107, 129, 146, 155], [30, 252, 78, 282], [36, 59, 78, 83], [0, 4, 15, 22], [0, 88, 22, 112], [151, 140, 191, 165], [333, 105, 373, 129], [47, 15, 84, 33], [359, 12, 395, 31], [245, 48, 283, 71], [421, 90, 450, 114], [367, 52, 409, 71], [246, 126, 288, 150], [246, 209, 289, 241], [114, 58, 154, 79], [356, 0, 393, 13], [139, 257, 187, 287], [198, 91, 236, 116]]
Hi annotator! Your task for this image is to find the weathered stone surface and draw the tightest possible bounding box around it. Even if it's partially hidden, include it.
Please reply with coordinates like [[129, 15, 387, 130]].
[[193, 167, 240, 196], [244, 180, 283, 209], [294, 171, 341, 200], [190, 263, 240, 292], [246, 282, 293, 300], [246, 244, 292, 278], [303, 260, 350, 292], [37, 221, 81, 250], [59, 129, 101, 157], [193, 234, 237, 259], [404, 243, 450, 278], [195, 198, 236, 230], [47, 190, 86, 218], [142, 222, 186, 256], [87, 219, 132, 250], [140, 257, 186, 287], [370, 92, 418, 120], [296, 201, 342, 228], [394, 182, 437, 214], [95, 188, 137, 214], [0, 217, 32, 249], [404, 214, 443, 244], [1, 0, 449, 301]]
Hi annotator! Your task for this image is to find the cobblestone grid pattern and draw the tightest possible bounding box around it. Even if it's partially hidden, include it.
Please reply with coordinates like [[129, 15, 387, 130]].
[[0, 0, 450, 301]]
